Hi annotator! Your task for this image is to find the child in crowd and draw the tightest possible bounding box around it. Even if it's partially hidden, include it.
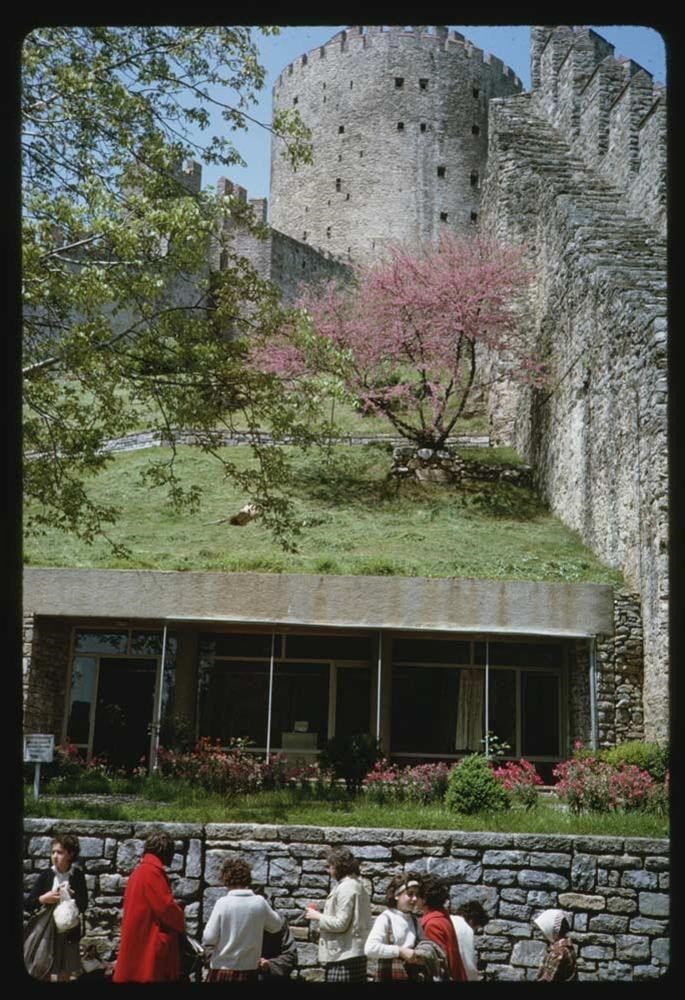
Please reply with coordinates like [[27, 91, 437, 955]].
[[364, 873, 427, 981], [26, 833, 88, 982], [450, 900, 488, 981], [202, 857, 283, 982], [533, 908, 578, 982], [305, 847, 373, 982], [415, 874, 467, 981]]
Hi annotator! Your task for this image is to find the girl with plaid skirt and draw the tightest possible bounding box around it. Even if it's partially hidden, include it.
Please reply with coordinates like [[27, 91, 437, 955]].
[[364, 873, 428, 981], [305, 847, 373, 983], [202, 858, 283, 982]]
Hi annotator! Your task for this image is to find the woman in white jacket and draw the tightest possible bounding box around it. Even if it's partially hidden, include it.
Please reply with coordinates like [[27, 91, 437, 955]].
[[364, 873, 427, 981], [305, 847, 372, 982]]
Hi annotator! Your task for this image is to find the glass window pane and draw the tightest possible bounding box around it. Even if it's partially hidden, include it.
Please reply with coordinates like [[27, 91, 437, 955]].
[[285, 634, 373, 661], [391, 665, 459, 754], [393, 637, 470, 663], [131, 630, 169, 655], [199, 661, 270, 746], [522, 672, 560, 756], [67, 656, 97, 744], [74, 630, 127, 654], [476, 641, 562, 667], [269, 664, 329, 749], [488, 670, 516, 752], [199, 633, 276, 658], [335, 667, 372, 738]]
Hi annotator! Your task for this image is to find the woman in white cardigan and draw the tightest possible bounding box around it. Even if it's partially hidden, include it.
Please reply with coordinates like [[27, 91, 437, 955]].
[[304, 847, 372, 982], [364, 873, 428, 981]]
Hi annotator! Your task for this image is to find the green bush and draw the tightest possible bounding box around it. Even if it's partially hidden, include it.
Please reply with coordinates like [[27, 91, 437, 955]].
[[444, 754, 510, 815], [598, 741, 669, 782], [319, 734, 382, 794]]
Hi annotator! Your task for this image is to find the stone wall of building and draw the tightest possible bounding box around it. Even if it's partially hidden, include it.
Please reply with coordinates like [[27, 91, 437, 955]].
[[22, 615, 71, 737], [480, 28, 667, 742], [270, 26, 522, 266], [213, 178, 349, 304], [23, 820, 669, 981]]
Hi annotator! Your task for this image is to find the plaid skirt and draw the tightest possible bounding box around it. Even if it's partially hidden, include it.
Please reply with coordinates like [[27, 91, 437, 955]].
[[375, 958, 422, 982], [207, 968, 258, 982], [324, 956, 368, 983]]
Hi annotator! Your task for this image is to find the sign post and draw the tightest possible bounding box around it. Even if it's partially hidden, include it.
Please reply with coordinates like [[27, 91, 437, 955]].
[[23, 734, 55, 800]]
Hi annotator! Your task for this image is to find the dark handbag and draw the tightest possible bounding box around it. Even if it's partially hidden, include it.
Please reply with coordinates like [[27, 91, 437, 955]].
[[24, 907, 56, 980], [179, 932, 205, 981]]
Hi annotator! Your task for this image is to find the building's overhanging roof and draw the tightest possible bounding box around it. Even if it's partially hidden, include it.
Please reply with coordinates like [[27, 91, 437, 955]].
[[24, 567, 615, 638]]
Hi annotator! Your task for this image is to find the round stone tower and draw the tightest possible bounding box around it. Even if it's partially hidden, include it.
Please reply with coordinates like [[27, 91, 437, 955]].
[[270, 25, 523, 266]]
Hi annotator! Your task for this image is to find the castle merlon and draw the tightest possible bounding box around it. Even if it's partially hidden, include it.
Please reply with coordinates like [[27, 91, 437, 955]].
[[275, 25, 522, 91]]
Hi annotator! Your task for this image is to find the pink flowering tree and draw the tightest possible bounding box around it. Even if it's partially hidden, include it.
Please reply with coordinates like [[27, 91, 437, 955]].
[[251, 234, 544, 449]]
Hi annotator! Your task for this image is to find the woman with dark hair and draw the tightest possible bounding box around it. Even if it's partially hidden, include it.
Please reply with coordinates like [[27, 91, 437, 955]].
[[112, 830, 185, 983], [415, 874, 467, 981], [364, 872, 427, 981], [450, 900, 488, 981], [305, 847, 373, 982], [26, 832, 88, 981], [202, 857, 283, 982]]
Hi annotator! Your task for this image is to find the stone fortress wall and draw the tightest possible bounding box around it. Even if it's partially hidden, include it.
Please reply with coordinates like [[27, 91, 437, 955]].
[[23, 820, 669, 982], [269, 25, 523, 266], [479, 26, 668, 742], [171, 26, 667, 744]]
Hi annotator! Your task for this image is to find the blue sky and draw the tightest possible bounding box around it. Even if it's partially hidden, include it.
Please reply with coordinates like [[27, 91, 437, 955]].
[[206, 24, 666, 203]]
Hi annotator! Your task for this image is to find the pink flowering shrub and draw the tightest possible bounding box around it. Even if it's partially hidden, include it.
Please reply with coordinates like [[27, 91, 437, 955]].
[[157, 736, 263, 795], [363, 759, 402, 803], [402, 762, 452, 804], [553, 751, 654, 814], [363, 759, 452, 804], [492, 759, 543, 810]]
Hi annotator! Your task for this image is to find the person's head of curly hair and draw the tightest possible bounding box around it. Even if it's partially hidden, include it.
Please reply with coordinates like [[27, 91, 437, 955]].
[[143, 830, 175, 865], [416, 873, 449, 910], [456, 900, 488, 929], [220, 857, 252, 889], [53, 833, 80, 860], [326, 847, 360, 880]]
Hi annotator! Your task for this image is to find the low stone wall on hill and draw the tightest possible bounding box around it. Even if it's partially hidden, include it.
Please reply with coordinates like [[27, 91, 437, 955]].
[[23, 820, 668, 981]]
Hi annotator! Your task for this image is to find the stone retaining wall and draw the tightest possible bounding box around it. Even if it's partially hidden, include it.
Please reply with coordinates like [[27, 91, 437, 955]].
[[23, 820, 669, 982]]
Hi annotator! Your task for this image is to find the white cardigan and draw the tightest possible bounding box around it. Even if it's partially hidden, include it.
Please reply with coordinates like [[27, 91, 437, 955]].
[[364, 908, 423, 960], [202, 889, 282, 970], [317, 875, 373, 965]]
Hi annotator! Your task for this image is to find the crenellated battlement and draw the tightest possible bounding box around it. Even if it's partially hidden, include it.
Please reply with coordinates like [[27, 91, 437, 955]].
[[532, 26, 666, 233], [275, 25, 522, 91]]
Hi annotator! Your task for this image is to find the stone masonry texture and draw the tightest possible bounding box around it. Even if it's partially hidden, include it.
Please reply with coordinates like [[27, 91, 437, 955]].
[[480, 27, 667, 741], [23, 820, 669, 982]]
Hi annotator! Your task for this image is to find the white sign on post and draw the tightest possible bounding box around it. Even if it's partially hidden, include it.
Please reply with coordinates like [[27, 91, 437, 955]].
[[24, 734, 55, 763], [24, 734, 55, 800]]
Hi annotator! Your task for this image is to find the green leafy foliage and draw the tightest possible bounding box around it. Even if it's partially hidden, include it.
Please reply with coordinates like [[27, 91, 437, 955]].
[[22, 26, 317, 552], [444, 754, 510, 815], [319, 734, 382, 793], [597, 741, 669, 782]]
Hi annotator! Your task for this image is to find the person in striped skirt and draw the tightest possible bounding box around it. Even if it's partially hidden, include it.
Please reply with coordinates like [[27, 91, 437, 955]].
[[202, 858, 283, 982], [364, 873, 428, 981], [304, 847, 373, 983]]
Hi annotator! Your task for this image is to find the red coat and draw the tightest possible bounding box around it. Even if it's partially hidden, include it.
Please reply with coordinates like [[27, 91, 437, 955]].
[[113, 853, 185, 982], [421, 908, 468, 982]]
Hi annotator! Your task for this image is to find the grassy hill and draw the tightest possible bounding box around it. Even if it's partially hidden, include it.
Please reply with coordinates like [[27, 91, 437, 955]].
[[24, 442, 623, 585]]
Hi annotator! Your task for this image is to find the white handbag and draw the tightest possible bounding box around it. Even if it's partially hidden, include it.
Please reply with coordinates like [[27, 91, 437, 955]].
[[53, 880, 80, 934]]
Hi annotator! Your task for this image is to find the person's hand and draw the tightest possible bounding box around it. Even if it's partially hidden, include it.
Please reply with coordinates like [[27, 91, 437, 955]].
[[258, 958, 270, 972], [39, 889, 61, 905], [305, 905, 322, 921], [398, 946, 415, 962]]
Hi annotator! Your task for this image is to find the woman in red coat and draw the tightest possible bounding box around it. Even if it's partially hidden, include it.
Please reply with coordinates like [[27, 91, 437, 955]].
[[113, 830, 186, 982], [415, 875, 468, 982]]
